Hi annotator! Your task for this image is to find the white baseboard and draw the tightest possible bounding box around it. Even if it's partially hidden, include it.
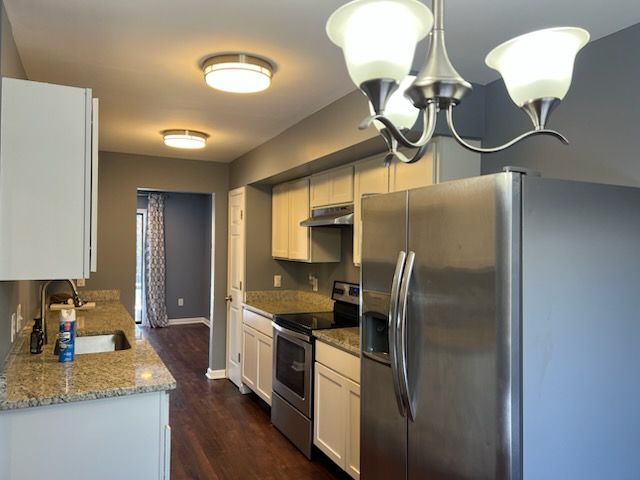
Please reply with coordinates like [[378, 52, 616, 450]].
[[168, 317, 210, 327], [205, 368, 226, 380]]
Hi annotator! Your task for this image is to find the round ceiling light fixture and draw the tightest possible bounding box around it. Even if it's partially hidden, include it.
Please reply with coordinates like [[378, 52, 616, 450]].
[[162, 129, 209, 149], [202, 53, 273, 93]]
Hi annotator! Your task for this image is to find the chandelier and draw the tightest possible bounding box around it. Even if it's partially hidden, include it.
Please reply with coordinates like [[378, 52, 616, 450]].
[[326, 0, 589, 163]]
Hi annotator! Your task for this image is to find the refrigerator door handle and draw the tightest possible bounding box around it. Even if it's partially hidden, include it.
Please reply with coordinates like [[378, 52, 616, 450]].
[[398, 250, 416, 421], [389, 250, 407, 417]]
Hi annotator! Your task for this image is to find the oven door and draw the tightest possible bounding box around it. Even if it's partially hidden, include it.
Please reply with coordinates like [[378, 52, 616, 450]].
[[272, 323, 313, 417]]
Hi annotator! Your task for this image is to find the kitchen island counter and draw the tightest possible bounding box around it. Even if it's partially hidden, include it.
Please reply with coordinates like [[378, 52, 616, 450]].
[[0, 295, 175, 411]]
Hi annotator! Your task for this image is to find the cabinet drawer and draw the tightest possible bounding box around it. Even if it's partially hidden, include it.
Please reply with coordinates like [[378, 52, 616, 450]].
[[316, 341, 360, 384], [242, 308, 273, 338]]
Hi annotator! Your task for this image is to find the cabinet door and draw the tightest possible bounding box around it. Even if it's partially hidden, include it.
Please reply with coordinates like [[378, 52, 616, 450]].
[[353, 156, 389, 265], [329, 165, 354, 205], [389, 143, 436, 192], [314, 362, 347, 468], [346, 379, 361, 479], [0, 78, 92, 280], [310, 171, 331, 208], [271, 183, 289, 258], [287, 177, 310, 261], [241, 325, 258, 390], [256, 332, 273, 405], [89, 98, 99, 273]]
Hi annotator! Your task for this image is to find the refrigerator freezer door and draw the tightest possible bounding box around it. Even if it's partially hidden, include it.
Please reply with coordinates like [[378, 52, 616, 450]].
[[361, 190, 409, 480], [406, 174, 519, 480]]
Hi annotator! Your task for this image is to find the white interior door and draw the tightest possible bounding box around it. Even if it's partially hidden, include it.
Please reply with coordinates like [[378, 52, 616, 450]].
[[226, 187, 245, 387]]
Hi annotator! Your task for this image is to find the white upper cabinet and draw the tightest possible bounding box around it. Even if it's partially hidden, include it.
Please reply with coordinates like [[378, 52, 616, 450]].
[[287, 177, 311, 261], [271, 177, 340, 263], [353, 136, 480, 265], [310, 165, 354, 207], [271, 183, 290, 259], [353, 156, 390, 266], [0, 78, 98, 280], [389, 136, 481, 192]]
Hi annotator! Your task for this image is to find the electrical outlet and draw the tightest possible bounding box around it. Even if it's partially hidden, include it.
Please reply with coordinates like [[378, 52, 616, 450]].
[[178, 298, 184, 307], [274, 275, 282, 288], [76, 278, 86, 287], [308, 274, 319, 292], [10, 313, 16, 343]]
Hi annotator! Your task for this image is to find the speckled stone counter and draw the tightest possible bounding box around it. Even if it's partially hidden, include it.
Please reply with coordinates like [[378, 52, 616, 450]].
[[0, 297, 176, 411], [313, 327, 360, 356], [244, 290, 334, 318]]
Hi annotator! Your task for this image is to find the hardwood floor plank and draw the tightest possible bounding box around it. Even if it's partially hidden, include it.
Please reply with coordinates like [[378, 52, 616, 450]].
[[142, 324, 349, 480]]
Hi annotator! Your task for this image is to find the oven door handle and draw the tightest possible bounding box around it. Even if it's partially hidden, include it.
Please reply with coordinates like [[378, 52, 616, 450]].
[[272, 322, 312, 343]]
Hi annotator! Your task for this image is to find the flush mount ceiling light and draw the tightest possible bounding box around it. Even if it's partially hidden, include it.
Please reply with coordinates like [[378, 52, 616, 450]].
[[162, 129, 208, 149], [326, 0, 589, 162], [202, 53, 273, 93]]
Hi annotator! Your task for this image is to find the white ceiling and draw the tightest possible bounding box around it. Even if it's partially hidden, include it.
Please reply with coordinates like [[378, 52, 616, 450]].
[[5, 0, 640, 163]]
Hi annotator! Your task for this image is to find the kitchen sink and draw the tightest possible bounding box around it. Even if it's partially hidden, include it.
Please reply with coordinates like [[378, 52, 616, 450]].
[[53, 331, 131, 355]]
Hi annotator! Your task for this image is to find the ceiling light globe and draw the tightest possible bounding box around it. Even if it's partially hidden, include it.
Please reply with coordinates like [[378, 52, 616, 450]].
[[162, 130, 208, 149], [326, 0, 433, 87], [369, 75, 419, 130], [203, 54, 273, 94], [485, 27, 590, 107]]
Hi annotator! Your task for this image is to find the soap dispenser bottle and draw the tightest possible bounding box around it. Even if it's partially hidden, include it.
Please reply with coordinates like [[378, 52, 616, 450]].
[[29, 318, 44, 354]]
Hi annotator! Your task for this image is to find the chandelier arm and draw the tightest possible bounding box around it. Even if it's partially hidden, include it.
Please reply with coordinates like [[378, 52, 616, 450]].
[[446, 105, 569, 154], [359, 103, 438, 149]]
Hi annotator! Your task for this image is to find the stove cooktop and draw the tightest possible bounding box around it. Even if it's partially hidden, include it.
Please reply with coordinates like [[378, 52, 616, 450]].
[[273, 281, 360, 336], [274, 311, 358, 336]]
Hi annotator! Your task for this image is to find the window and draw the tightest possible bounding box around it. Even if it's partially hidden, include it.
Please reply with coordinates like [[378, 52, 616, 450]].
[[135, 208, 146, 324]]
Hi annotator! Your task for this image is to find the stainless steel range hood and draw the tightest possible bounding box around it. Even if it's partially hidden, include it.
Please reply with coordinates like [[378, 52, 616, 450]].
[[300, 204, 353, 227]]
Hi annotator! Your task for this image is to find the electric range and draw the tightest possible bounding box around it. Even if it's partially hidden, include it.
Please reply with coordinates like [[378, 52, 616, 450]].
[[271, 280, 360, 459]]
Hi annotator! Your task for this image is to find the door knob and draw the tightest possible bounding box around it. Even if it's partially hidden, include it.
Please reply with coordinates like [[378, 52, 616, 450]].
[[225, 295, 233, 302]]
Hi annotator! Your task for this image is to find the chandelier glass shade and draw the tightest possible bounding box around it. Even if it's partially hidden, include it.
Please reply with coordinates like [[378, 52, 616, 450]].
[[326, 0, 432, 86], [370, 75, 420, 131], [485, 27, 590, 107], [326, 0, 590, 161]]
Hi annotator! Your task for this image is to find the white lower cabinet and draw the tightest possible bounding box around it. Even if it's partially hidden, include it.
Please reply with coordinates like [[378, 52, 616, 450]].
[[314, 342, 360, 479], [241, 308, 273, 405], [0, 392, 170, 480], [241, 325, 259, 390]]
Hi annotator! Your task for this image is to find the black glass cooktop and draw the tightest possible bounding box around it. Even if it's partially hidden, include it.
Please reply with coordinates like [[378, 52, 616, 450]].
[[274, 311, 358, 336]]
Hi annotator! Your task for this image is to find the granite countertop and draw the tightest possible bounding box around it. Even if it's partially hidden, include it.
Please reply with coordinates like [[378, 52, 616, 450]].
[[243, 290, 334, 318], [313, 327, 360, 356], [0, 293, 176, 411]]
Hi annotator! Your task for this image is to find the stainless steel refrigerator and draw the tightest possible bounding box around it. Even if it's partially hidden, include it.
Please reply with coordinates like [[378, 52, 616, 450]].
[[360, 170, 640, 480]]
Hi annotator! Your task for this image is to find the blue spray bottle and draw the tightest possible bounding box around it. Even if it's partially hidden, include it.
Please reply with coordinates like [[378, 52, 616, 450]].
[[58, 308, 76, 362]]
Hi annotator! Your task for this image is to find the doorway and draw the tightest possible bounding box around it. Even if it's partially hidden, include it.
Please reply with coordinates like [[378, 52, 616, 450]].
[[135, 190, 213, 328]]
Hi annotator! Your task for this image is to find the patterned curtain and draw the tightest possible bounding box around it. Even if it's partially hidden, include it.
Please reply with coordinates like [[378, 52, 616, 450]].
[[144, 193, 169, 328]]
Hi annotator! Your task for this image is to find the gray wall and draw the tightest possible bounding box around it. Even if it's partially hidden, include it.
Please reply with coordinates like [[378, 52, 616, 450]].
[[138, 192, 212, 320], [230, 84, 486, 189], [0, 0, 40, 364], [482, 23, 640, 186], [244, 185, 358, 297], [234, 83, 486, 297], [84, 151, 228, 369]]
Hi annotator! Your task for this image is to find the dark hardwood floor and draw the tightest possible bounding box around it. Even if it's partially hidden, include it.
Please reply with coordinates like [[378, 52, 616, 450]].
[[142, 324, 349, 480]]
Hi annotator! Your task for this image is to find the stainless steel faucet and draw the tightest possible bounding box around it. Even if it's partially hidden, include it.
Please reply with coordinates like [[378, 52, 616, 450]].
[[40, 279, 85, 344]]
